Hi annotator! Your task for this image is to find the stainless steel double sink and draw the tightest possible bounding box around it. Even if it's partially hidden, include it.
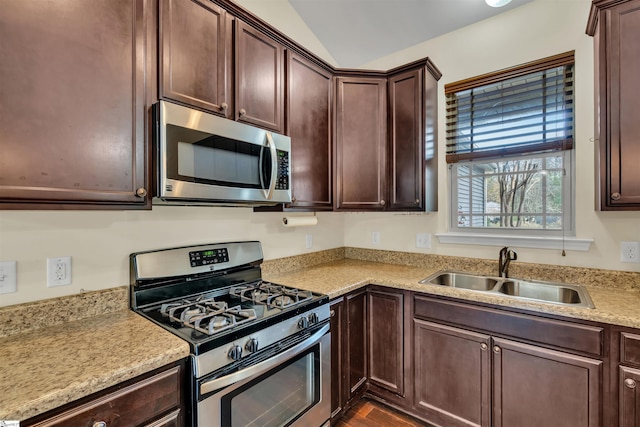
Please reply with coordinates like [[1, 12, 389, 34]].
[[419, 271, 595, 308]]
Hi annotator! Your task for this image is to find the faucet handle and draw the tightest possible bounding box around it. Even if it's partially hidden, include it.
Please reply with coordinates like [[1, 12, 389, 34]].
[[508, 249, 518, 261]]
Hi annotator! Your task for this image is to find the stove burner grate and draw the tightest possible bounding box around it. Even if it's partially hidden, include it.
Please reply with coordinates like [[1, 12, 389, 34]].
[[230, 282, 312, 309]]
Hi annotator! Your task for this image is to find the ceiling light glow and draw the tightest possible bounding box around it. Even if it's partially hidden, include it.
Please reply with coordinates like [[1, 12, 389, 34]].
[[485, 0, 512, 7]]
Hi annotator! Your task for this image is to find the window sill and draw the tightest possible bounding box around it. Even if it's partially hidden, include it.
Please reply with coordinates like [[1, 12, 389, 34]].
[[434, 233, 593, 251]]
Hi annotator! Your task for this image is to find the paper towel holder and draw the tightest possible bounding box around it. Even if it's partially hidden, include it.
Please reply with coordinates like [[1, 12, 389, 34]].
[[282, 212, 318, 227]]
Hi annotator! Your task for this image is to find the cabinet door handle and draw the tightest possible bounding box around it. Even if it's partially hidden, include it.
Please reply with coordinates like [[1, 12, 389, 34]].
[[493, 346, 501, 354], [239, 108, 247, 117], [611, 192, 621, 200], [330, 309, 335, 317], [220, 102, 228, 111], [380, 199, 386, 206], [625, 378, 637, 389], [93, 422, 107, 427], [480, 343, 488, 350], [135, 187, 147, 198], [415, 198, 420, 204]]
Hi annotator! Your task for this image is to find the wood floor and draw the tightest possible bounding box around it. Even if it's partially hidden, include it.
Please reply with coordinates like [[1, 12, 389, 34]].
[[335, 399, 428, 427]]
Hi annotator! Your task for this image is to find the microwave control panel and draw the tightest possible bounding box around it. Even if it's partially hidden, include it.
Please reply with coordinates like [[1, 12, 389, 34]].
[[276, 150, 289, 190]]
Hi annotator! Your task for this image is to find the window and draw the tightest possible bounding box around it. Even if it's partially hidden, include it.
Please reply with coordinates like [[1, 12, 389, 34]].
[[446, 51, 575, 236]]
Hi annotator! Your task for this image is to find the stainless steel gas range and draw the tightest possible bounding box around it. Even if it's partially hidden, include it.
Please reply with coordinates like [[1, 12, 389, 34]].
[[130, 241, 331, 427]]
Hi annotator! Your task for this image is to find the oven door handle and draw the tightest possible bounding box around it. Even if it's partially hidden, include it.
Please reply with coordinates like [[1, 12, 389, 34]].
[[200, 323, 329, 396]]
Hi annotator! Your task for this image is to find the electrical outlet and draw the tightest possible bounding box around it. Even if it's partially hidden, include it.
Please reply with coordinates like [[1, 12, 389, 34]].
[[0, 261, 17, 294], [621, 242, 640, 263], [372, 231, 381, 245], [47, 256, 72, 287], [305, 234, 313, 249], [416, 233, 431, 249]]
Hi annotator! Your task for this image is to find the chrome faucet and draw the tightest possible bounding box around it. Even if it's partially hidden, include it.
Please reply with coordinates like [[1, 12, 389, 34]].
[[498, 247, 518, 278]]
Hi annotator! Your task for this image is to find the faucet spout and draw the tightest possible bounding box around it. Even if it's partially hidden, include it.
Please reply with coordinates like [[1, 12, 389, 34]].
[[498, 247, 517, 278]]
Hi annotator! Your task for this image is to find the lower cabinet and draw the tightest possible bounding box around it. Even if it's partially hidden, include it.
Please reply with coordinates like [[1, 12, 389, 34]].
[[620, 366, 640, 427], [23, 361, 186, 427]]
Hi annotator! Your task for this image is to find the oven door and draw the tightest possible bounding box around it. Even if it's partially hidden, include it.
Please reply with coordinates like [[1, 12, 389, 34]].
[[155, 100, 291, 205], [197, 324, 330, 427]]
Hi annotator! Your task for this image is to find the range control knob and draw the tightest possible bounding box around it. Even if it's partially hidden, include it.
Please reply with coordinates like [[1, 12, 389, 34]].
[[228, 344, 243, 361], [298, 317, 309, 329], [308, 312, 319, 324], [245, 338, 259, 353]]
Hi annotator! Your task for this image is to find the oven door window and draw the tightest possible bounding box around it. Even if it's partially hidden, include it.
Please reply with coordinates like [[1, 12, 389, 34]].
[[221, 345, 321, 427], [166, 124, 271, 190]]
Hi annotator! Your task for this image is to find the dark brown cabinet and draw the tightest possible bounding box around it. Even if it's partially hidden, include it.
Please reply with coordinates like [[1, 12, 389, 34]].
[[334, 76, 388, 210], [24, 362, 186, 427], [286, 52, 333, 210], [413, 319, 491, 427], [367, 288, 405, 396], [588, 0, 640, 209], [388, 63, 439, 211], [412, 294, 604, 427], [160, 0, 232, 117], [620, 366, 640, 427], [0, 0, 154, 209], [235, 19, 285, 133], [329, 289, 368, 423], [492, 338, 602, 427]]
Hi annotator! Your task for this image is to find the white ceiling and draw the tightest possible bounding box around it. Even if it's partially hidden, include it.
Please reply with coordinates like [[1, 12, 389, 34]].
[[287, 0, 534, 68]]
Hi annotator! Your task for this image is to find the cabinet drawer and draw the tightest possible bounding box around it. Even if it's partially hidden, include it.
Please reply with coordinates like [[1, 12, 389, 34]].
[[29, 366, 183, 427], [414, 295, 603, 356], [621, 332, 640, 368]]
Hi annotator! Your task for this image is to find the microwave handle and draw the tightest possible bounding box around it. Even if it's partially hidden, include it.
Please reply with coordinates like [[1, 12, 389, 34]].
[[262, 132, 278, 200]]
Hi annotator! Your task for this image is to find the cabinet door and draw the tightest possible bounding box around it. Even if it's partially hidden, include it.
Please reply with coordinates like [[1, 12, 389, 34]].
[[368, 288, 404, 395], [413, 319, 491, 427], [596, 1, 640, 209], [329, 297, 346, 421], [346, 290, 368, 397], [235, 20, 284, 132], [493, 337, 602, 427], [160, 0, 232, 117], [286, 52, 333, 210], [335, 76, 387, 210], [388, 68, 424, 211], [0, 0, 152, 208], [620, 366, 640, 427]]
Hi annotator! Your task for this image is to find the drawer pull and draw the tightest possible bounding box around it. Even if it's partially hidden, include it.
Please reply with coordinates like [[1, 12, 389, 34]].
[[625, 378, 637, 389], [93, 422, 107, 427], [480, 343, 488, 350], [493, 346, 501, 354], [611, 192, 621, 200]]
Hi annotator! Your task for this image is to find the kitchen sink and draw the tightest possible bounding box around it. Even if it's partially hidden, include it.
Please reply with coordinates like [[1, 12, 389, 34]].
[[419, 271, 595, 308], [419, 271, 499, 291]]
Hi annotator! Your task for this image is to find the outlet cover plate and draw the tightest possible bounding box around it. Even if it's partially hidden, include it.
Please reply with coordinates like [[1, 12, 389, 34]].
[[47, 256, 72, 287], [416, 233, 431, 249], [0, 261, 17, 294], [621, 242, 640, 263]]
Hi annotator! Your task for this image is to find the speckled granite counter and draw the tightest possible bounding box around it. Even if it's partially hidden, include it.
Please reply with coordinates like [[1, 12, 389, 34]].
[[264, 258, 640, 329], [0, 309, 190, 421], [3, 247, 640, 422]]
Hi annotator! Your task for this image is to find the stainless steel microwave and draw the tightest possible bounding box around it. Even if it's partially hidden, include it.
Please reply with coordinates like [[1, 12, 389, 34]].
[[153, 100, 291, 206]]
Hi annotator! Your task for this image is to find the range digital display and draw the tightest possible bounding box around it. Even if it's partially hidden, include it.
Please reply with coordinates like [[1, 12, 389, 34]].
[[189, 248, 229, 267]]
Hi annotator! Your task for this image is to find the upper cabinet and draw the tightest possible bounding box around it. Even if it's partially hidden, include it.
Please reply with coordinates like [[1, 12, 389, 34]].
[[334, 60, 441, 212], [160, 0, 233, 118], [0, 0, 154, 209], [286, 52, 333, 210], [235, 19, 285, 133], [335, 76, 388, 210], [588, 0, 640, 210]]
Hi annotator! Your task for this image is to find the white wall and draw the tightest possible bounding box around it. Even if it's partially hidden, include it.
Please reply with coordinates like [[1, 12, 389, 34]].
[[0, 209, 344, 306]]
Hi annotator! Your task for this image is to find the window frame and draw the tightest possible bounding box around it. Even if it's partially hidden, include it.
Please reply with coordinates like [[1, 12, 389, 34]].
[[444, 52, 576, 237]]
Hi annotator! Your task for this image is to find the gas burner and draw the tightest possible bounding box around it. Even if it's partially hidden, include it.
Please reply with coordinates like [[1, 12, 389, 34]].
[[162, 298, 228, 324], [187, 306, 257, 335], [230, 282, 313, 309]]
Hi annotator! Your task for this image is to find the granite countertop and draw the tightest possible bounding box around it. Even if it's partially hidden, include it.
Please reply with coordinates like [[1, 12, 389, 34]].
[[3, 253, 640, 422], [264, 258, 640, 329], [0, 309, 190, 421]]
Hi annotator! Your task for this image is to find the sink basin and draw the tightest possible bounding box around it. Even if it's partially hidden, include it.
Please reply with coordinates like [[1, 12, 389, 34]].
[[419, 271, 499, 291], [497, 279, 595, 308], [419, 270, 594, 309]]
